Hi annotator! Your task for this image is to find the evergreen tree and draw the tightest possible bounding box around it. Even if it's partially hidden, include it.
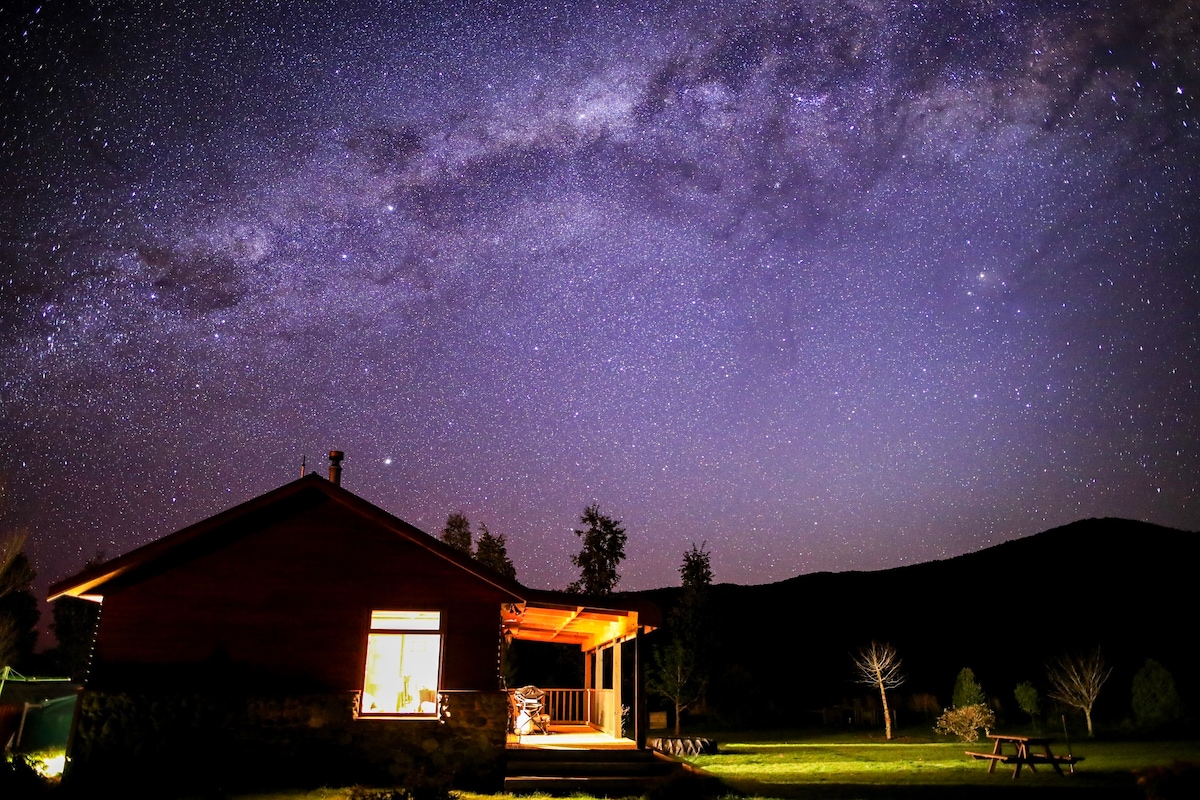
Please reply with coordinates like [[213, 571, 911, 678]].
[[474, 523, 517, 580], [440, 512, 473, 554], [953, 667, 987, 708], [567, 503, 626, 596], [649, 542, 713, 734], [0, 543, 38, 668], [0, 533, 34, 601]]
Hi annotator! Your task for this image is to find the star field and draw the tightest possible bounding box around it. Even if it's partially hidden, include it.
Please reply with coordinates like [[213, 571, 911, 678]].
[[2, 0, 1197, 610]]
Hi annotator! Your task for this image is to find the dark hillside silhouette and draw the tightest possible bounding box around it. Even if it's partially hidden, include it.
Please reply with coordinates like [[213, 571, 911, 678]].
[[637, 518, 1195, 730]]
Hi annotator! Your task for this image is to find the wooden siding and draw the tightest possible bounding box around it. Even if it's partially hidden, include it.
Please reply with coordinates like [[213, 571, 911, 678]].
[[91, 489, 509, 692]]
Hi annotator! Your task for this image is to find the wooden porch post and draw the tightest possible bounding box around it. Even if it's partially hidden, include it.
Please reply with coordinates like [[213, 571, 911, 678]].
[[611, 638, 623, 739], [584, 647, 595, 726], [635, 633, 647, 748]]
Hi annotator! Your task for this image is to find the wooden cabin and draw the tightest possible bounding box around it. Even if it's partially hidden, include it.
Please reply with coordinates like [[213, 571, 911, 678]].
[[48, 460, 656, 795]]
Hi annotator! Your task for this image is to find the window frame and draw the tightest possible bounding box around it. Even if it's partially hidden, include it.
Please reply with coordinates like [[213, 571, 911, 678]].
[[357, 609, 444, 719]]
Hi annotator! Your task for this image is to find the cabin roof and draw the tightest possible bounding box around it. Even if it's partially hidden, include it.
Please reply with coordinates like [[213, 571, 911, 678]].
[[47, 473, 657, 650], [46, 473, 526, 604]]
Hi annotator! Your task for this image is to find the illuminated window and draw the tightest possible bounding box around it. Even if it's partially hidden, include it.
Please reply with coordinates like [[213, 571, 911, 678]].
[[360, 610, 442, 716]]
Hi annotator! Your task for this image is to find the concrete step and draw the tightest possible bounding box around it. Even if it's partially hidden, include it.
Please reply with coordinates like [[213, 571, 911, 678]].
[[507, 752, 673, 777], [504, 748, 691, 795], [504, 774, 671, 795]]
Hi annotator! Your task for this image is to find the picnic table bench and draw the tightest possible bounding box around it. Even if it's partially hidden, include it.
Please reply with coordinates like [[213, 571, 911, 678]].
[[966, 734, 1083, 778]]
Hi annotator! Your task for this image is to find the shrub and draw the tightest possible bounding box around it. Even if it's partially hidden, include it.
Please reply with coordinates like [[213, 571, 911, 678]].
[[935, 704, 996, 742], [0, 754, 52, 798], [1133, 659, 1183, 730]]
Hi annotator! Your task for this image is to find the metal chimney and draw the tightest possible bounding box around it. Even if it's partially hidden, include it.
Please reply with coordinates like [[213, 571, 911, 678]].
[[328, 450, 344, 485]]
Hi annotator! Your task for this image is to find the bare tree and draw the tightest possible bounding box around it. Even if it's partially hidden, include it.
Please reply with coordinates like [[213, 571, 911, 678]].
[[853, 641, 904, 740], [1048, 647, 1111, 737]]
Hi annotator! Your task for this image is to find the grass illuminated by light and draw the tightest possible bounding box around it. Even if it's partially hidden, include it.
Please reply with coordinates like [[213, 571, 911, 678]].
[[226, 731, 1200, 800], [688, 739, 1002, 784]]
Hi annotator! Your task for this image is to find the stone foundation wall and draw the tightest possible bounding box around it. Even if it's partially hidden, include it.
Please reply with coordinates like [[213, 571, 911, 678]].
[[67, 689, 508, 797]]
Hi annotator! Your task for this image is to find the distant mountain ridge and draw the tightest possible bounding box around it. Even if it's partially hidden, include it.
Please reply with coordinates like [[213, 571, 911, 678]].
[[634, 518, 1195, 728]]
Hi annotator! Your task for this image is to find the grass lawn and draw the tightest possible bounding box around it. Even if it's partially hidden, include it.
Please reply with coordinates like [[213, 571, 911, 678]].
[[231, 727, 1200, 800], [677, 728, 1200, 798]]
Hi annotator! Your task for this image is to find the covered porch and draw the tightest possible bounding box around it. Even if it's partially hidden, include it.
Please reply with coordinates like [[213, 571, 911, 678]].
[[501, 590, 657, 748], [506, 721, 637, 749]]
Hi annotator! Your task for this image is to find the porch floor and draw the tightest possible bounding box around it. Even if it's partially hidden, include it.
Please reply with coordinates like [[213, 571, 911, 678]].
[[506, 723, 638, 750]]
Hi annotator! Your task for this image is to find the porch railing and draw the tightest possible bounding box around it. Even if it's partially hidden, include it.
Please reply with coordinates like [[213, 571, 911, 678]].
[[507, 688, 590, 724], [507, 687, 624, 738], [543, 688, 588, 723]]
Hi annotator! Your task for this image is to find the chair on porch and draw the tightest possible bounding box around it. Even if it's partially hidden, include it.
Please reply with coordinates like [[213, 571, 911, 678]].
[[512, 685, 551, 735]]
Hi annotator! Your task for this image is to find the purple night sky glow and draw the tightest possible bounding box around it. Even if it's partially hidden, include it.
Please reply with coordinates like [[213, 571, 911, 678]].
[[2, 0, 1197, 616]]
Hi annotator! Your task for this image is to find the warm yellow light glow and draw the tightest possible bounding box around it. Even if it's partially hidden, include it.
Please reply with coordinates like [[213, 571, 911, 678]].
[[370, 610, 440, 630], [22, 750, 67, 778], [360, 611, 442, 716]]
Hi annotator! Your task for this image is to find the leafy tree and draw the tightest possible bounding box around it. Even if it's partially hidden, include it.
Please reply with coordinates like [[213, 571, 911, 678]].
[[1015, 681, 1041, 729], [678, 542, 713, 595], [0, 614, 20, 669], [0, 533, 35, 601], [440, 512, 473, 554], [953, 667, 987, 709], [567, 503, 626, 596], [1132, 658, 1183, 730], [473, 523, 517, 580], [1048, 647, 1111, 737], [852, 641, 904, 740], [649, 542, 713, 735], [0, 534, 38, 668]]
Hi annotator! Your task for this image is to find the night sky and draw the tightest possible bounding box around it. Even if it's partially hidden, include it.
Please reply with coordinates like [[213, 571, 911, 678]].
[[2, 0, 1197, 612]]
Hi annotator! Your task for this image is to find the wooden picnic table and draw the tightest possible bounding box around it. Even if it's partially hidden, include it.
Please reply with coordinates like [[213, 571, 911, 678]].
[[966, 733, 1083, 778]]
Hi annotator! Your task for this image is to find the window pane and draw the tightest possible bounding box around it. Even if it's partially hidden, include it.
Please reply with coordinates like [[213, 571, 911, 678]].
[[370, 610, 440, 631], [361, 632, 441, 715]]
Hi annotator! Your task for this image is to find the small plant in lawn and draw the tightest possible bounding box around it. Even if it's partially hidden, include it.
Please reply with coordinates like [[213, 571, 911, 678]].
[[935, 704, 996, 742]]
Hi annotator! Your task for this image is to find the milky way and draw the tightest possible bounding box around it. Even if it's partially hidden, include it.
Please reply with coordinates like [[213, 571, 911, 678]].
[[2, 0, 1197, 610]]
